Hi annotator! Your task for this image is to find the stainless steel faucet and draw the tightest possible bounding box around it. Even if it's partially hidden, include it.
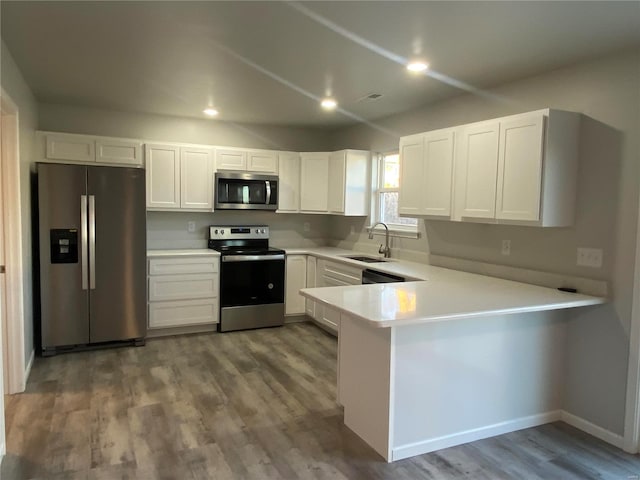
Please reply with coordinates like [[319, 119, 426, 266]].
[[369, 222, 391, 258]]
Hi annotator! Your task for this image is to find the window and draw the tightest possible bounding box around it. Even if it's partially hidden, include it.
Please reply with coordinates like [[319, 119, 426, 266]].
[[372, 152, 418, 233]]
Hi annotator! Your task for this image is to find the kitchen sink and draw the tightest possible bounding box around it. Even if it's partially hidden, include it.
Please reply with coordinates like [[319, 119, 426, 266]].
[[342, 255, 388, 263]]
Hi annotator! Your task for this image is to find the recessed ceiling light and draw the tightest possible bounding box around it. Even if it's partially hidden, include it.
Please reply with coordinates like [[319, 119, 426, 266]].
[[203, 108, 219, 117], [406, 61, 429, 73], [320, 98, 338, 110]]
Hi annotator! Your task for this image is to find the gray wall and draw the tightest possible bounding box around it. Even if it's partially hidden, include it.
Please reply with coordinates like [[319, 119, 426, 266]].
[[329, 48, 640, 435], [1, 39, 38, 368]]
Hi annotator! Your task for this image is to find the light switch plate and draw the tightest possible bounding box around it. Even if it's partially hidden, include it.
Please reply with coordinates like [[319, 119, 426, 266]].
[[577, 247, 603, 268], [187, 221, 196, 233], [303, 222, 311, 233], [501, 240, 511, 256]]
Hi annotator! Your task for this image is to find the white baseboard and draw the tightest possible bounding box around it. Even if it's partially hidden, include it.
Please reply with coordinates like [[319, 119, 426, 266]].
[[24, 348, 35, 387], [561, 410, 625, 449], [392, 410, 562, 461]]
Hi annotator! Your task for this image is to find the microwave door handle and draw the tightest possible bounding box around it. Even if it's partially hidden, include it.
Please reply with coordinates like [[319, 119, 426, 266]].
[[265, 180, 271, 205]]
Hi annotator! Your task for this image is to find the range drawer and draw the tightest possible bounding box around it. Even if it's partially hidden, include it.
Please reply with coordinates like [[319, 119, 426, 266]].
[[149, 299, 219, 328], [149, 274, 218, 301], [149, 257, 218, 275]]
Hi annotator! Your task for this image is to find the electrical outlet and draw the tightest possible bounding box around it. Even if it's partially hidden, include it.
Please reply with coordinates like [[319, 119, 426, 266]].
[[187, 221, 196, 233], [303, 222, 311, 233], [501, 239, 511, 256], [577, 247, 603, 268], [350, 225, 356, 235]]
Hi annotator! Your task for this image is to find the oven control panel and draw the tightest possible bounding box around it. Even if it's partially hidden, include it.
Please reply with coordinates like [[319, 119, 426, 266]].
[[209, 225, 269, 240]]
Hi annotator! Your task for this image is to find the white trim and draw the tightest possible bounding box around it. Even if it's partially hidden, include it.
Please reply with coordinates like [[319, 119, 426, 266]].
[[392, 410, 562, 461], [0, 88, 27, 394], [623, 177, 640, 453], [561, 411, 625, 450], [24, 349, 34, 385]]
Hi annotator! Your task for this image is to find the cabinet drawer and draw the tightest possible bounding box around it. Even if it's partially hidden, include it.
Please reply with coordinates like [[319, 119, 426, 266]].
[[149, 299, 218, 328], [149, 257, 218, 275], [149, 274, 218, 301], [321, 260, 362, 285]]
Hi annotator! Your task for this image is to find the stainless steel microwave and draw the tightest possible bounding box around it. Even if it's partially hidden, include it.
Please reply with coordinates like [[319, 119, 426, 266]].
[[214, 172, 279, 210]]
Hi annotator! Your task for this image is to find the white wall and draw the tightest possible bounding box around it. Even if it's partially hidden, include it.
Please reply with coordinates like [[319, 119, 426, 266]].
[[1, 40, 38, 371], [329, 48, 640, 436]]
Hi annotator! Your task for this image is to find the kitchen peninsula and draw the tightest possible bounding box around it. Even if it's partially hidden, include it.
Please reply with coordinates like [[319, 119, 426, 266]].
[[301, 265, 605, 462]]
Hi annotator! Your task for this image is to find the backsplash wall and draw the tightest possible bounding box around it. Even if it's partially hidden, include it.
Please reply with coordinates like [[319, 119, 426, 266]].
[[147, 211, 331, 250]]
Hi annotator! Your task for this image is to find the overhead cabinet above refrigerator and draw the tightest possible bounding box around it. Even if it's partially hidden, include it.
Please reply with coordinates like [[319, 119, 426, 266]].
[[36, 163, 147, 355]]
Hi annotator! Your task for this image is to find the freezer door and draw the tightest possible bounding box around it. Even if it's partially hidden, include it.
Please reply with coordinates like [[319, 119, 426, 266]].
[[88, 166, 146, 343], [38, 163, 90, 349]]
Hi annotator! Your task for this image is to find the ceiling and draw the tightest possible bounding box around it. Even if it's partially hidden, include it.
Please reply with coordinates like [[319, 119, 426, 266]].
[[2, 1, 639, 128]]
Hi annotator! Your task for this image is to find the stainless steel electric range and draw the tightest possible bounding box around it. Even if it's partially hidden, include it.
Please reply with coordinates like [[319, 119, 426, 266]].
[[208, 225, 285, 332]]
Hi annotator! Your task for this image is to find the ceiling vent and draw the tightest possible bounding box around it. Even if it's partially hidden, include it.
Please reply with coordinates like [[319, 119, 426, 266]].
[[356, 93, 383, 103]]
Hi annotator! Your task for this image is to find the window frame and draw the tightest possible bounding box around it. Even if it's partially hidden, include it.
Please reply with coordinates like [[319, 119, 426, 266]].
[[369, 151, 420, 238]]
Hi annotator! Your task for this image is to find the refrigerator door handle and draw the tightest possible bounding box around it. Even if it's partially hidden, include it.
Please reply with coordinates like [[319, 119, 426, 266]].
[[89, 195, 96, 290], [80, 195, 88, 290]]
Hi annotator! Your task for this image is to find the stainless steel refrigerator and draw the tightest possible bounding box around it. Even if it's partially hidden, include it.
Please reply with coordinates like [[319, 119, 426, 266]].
[[37, 163, 146, 355]]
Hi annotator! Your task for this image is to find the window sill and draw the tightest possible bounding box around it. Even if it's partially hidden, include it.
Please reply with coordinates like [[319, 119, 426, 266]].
[[367, 226, 421, 239]]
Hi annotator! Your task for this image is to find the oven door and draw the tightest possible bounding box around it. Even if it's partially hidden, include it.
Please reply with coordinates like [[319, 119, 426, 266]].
[[220, 255, 285, 307]]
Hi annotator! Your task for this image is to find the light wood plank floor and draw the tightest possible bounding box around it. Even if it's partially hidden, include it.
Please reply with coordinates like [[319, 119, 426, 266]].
[[3, 322, 640, 479]]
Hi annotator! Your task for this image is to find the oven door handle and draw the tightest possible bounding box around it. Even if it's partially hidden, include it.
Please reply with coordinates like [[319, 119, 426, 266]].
[[222, 254, 285, 262]]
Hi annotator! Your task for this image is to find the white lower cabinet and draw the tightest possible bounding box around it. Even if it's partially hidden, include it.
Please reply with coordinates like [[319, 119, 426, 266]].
[[148, 255, 220, 329], [285, 255, 307, 315], [305, 256, 317, 318], [313, 260, 362, 335]]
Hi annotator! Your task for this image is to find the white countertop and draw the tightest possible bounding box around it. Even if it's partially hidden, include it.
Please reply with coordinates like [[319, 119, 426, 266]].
[[286, 247, 605, 328], [147, 249, 220, 257]]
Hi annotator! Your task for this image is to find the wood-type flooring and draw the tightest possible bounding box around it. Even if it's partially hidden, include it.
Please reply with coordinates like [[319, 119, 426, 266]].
[[2, 322, 640, 479]]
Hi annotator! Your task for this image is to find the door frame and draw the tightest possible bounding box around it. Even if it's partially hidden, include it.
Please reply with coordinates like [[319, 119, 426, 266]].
[[0, 88, 27, 394]]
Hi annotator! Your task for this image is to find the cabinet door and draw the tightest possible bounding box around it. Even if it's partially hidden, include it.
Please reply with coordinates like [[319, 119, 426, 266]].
[[45, 133, 95, 163], [300, 153, 329, 212], [328, 151, 346, 213], [423, 130, 455, 216], [146, 144, 180, 209], [149, 299, 218, 328], [398, 134, 425, 216], [305, 256, 317, 318], [278, 152, 300, 212], [148, 274, 218, 302], [96, 138, 143, 166], [458, 121, 500, 219], [496, 114, 545, 221], [181, 147, 214, 210], [285, 255, 307, 315], [215, 148, 247, 170], [247, 150, 278, 173]]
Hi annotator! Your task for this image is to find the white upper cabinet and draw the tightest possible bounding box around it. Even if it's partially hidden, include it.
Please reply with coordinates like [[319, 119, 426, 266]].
[[331, 150, 370, 216], [328, 151, 347, 213], [278, 152, 300, 212], [95, 137, 143, 165], [146, 144, 181, 209], [215, 147, 278, 173], [453, 109, 579, 226], [398, 133, 425, 216], [37, 131, 143, 167], [215, 148, 247, 171], [457, 121, 500, 219], [247, 149, 278, 173], [181, 147, 214, 210], [299, 150, 370, 216], [147, 144, 214, 211], [300, 152, 330, 212], [399, 130, 455, 217], [495, 114, 545, 222]]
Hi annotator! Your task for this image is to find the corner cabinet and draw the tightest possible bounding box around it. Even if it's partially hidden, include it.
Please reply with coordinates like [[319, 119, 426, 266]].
[[300, 150, 370, 216], [146, 144, 214, 211]]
